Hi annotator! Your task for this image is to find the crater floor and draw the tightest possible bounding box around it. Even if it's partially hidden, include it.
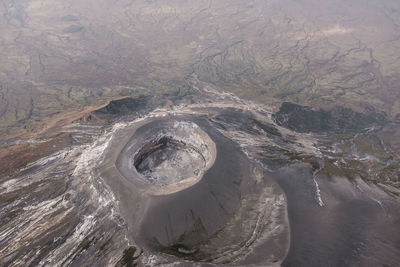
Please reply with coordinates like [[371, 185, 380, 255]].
[[134, 136, 207, 185]]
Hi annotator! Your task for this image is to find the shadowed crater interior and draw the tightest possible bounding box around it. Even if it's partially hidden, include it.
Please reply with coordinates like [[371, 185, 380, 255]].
[[134, 136, 207, 185], [117, 121, 217, 195]]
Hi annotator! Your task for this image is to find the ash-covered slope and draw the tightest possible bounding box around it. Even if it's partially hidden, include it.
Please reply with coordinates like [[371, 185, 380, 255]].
[[0, 85, 399, 266]]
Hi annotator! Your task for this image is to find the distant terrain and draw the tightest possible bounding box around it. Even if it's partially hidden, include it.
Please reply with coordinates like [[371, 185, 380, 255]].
[[1, 0, 400, 143]]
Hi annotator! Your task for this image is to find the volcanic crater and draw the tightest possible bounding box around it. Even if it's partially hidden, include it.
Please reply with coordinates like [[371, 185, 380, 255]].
[[117, 121, 216, 195], [90, 113, 289, 264]]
